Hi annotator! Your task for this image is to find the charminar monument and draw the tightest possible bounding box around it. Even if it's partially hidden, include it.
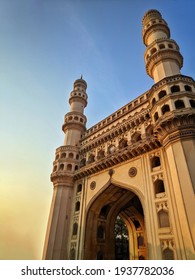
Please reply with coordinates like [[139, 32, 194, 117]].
[[43, 10, 195, 260]]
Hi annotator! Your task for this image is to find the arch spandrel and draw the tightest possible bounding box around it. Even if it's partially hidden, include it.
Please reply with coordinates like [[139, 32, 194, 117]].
[[86, 178, 145, 213], [85, 158, 145, 211]]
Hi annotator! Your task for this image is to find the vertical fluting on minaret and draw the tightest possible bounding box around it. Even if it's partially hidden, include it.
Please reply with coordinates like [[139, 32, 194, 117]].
[[43, 77, 88, 260], [142, 9, 183, 83]]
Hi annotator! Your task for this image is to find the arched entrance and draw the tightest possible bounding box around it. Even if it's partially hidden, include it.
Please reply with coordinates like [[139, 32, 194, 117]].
[[84, 183, 147, 259]]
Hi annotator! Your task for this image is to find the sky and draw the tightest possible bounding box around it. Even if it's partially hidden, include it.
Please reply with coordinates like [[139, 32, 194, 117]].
[[0, 0, 194, 260]]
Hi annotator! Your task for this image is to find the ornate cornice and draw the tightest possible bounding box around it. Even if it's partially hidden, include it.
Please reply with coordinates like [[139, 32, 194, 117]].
[[69, 95, 87, 107], [143, 24, 170, 46], [82, 93, 150, 140], [145, 38, 179, 51], [146, 49, 183, 78], [51, 171, 74, 186], [56, 145, 80, 153], [154, 110, 195, 145], [80, 109, 150, 153], [74, 135, 161, 180], [163, 129, 195, 147], [62, 122, 86, 133], [148, 74, 194, 96], [65, 111, 87, 120]]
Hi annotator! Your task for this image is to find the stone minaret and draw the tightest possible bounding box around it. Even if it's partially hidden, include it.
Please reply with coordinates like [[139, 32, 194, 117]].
[[143, 9, 183, 83], [143, 10, 195, 259], [43, 77, 88, 259]]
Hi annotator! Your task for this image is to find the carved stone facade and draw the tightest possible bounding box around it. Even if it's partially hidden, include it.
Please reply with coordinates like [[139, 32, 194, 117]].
[[43, 10, 195, 260]]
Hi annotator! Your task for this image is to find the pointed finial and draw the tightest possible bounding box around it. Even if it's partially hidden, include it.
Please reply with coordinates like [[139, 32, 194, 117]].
[[80, 74, 83, 79]]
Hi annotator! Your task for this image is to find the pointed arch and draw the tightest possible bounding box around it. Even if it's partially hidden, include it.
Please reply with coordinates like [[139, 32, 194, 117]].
[[162, 248, 174, 260], [158, 210, 170, 228], [131, 132, 142, 143]]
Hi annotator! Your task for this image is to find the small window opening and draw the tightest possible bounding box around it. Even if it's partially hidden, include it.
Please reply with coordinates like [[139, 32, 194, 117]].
[[75, 201, 80, 212], [154, 179, 165, 195], [151, 156, 161, 168], [190, 99, 195, 108], [158, 210, 170, 228], [171, 85, 180, 93], [77, 184, 82, 193], [184, 85, 192, 92], [158, 90, 167, 99], [154, 112, 159, 122], [162, 104, 170, 115], [175, 100, 185, 109]]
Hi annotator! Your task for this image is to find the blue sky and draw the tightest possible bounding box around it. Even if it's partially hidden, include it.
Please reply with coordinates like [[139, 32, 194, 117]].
[[0, 0, 194, 259]]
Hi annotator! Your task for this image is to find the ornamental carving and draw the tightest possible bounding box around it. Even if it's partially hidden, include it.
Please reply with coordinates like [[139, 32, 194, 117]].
[[160, 239, 175, 250], [152, 173, 163, 182], [108, 144, 115, 154], [155, 201, 168, 212], [74, 135, 160, 180], [128, 167, 137, 177], [119, 138, 128, 149], [90, 181, 96, 190]]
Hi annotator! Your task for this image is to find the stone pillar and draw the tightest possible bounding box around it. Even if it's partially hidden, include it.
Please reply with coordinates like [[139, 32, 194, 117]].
[[165, 139, 195, 259]]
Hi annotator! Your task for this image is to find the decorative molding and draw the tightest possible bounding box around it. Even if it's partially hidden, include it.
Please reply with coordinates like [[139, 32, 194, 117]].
[[51, 172, 74, 186], [108, 169, 114, 177], [80, 110, 151, 152], [90, 181, 96, 190], [160, 239, 175, 250], [146, 49, 183, 78], [82, 102, 150, 141], [143, 24, 170, 46], [74, 136, 161, 180], [128, 167, 137, 177], [56, 145, 80, 153], [154, 111, 195, 145], [149, 74, 194, 96], [152, 173, 163, 182], [155, 201, 169, 212]]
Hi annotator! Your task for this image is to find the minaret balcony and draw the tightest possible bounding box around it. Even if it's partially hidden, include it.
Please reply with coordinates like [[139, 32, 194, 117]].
[[148, 74, 194, 96], [144, 38, 180, 63], [69, 91, 88, 107], [143, 23, 170, 46], [62, 112, 87, 132], [56, 145, 79, 153], [62, 121, 86, 133], [64, 111, 87, 123], [50, 171, 74, 186], [54, 145, 80, 163], [145, 48, 183, 80], [51, 161, 79, 179]]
